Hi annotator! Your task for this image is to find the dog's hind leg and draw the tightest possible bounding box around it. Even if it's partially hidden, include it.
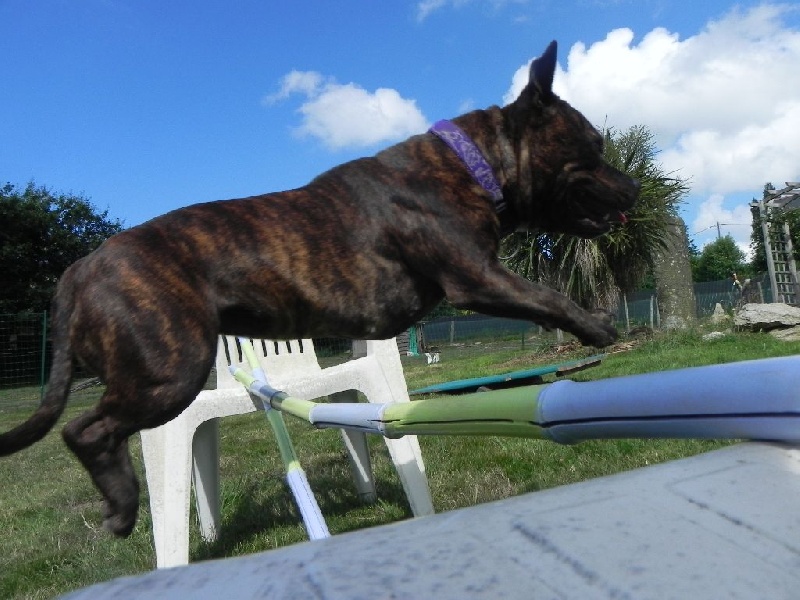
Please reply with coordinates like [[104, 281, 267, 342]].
[[62, 403, 141, 537], [62, 304, 217, 536], [62, 373, 209, 537]]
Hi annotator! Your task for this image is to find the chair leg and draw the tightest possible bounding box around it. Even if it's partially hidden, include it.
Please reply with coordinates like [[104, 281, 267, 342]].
[[340, 430, 377, 503], [382, 436, 435, 517], [364, 340, 435, 517], [140, 419, 194, 568], [330, 390, 378, 503], [192, 418, 221, 542]]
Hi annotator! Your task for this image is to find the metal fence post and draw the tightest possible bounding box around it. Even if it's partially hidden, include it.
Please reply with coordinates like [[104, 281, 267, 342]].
[[39, 311, 48, 400], [623, 293, 630, 331]]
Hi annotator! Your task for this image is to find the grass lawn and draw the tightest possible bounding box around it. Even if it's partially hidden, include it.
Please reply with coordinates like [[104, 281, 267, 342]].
[[1, 327, 799, 598]]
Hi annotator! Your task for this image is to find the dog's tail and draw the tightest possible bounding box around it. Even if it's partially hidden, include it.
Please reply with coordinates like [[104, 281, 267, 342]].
[[0, 288, 74, 456]]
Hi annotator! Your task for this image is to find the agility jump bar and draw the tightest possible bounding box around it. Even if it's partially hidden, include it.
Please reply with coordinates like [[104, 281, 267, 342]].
[[233, 355, 800, 443]]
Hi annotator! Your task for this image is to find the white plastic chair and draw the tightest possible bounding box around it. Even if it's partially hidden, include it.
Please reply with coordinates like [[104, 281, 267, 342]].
[[140, 336, 434, 568]]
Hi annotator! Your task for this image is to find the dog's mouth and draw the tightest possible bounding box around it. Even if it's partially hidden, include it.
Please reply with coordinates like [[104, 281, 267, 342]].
[[572, 206, 630, 237], [553, 166, 638, 237]]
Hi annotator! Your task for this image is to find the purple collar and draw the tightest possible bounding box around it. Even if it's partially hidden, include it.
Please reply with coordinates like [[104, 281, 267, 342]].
[[429, 119, 507, 217]]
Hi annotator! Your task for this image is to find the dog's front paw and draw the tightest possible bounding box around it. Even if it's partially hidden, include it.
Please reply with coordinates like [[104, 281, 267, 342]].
[[577, 309, 618, 348]]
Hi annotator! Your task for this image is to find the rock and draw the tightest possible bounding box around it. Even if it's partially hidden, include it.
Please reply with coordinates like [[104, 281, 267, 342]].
[[702, 331, 727, 341], [628, 325, 653, 338], [710, 303, 730, 325], [770, 326, 800, 342], [733, 303, 800, 331], [662, 315, 689, 330]]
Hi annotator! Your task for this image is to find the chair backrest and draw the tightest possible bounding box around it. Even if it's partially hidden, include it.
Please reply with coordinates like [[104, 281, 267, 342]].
[[215, 336, 322, 389]]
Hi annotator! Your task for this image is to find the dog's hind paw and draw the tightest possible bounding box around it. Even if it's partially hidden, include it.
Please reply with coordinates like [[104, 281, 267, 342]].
[[102, 503, 137, 538]]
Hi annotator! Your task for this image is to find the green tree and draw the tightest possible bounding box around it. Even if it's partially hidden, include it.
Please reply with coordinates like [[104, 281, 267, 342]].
[[783, 209, 800, 262], [693, 234, 748, 282], [0, 182, 123, 313], [688, 236, 701, 275], [501, 124, 688, 309]]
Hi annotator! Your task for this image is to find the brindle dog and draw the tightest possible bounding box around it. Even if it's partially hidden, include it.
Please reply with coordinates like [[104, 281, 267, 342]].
[[0, 41, 638, 537]]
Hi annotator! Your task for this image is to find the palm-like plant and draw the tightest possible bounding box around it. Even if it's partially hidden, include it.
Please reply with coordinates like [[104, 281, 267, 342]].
[[501, 125, 689, 309]]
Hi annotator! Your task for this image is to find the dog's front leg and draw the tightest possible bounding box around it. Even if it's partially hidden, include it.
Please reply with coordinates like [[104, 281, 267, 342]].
[[441, 264, 617, 348]]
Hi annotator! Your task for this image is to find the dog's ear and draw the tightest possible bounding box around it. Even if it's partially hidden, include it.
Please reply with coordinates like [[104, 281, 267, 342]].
[[528, 40, 557, 100], [507, 40, 558, 119]]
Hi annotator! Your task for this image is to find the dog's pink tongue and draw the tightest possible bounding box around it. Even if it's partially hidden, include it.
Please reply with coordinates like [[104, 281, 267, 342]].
[[617, 212, 628, 224]]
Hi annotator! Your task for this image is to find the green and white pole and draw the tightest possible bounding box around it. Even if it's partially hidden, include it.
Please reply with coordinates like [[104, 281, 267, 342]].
[[231, 339, 330, 540]]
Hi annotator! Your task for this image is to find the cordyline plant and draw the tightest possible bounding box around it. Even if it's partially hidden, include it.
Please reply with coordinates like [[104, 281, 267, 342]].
[[501, 125, 689, 310]]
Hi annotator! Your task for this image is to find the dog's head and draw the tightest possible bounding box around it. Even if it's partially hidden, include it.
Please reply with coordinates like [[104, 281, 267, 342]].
[[504, 41, 639, 237]]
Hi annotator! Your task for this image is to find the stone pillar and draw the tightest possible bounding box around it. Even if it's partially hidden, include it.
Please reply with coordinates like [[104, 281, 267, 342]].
[[652, 215, 696, 329]]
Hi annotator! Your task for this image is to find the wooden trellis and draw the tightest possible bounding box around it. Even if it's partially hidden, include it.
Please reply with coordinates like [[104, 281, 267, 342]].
[[751, 182, 800, 304]]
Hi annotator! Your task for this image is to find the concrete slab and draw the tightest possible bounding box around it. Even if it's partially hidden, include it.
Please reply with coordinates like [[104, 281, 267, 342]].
[[63, 442, 800, 599]]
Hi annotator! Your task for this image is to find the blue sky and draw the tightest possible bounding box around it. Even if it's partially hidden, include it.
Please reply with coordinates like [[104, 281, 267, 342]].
[[3, 1, 799, 255]]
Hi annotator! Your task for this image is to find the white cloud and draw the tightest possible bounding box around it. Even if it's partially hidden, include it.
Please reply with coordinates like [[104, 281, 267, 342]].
[[416, 0, 527, 22], [417, 0, 452, 21], [502, 61, 532, 106], [503, 4, 800, 257], [457, 98, 476, 113], [265, 71, 429, 150], [503, 4, 800, 197], [557, 6, 800, 152], [264, 70, 324, 104], [660, 101, 800, 194]]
